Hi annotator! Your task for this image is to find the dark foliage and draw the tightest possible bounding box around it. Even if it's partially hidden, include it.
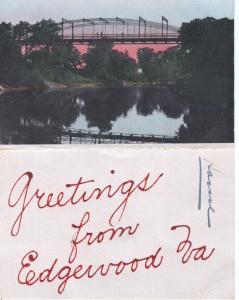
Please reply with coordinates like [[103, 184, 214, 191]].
[[83, 42, 137, 83], [177, 17, 234, 142]]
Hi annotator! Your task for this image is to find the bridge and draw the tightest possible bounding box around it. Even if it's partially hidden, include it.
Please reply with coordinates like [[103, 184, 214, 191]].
[[59, 17, 180, 44]]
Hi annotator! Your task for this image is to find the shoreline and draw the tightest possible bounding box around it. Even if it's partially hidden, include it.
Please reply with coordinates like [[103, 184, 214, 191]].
[[0, 82, 99, 94], [0, 80, 176, 94]]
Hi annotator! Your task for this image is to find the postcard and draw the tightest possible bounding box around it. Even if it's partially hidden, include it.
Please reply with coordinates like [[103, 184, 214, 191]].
[[0, 0, 235, 298]]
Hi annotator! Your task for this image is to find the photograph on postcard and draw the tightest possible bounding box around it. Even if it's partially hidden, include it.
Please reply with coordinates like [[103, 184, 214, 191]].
[[0, 0, 234, 144]]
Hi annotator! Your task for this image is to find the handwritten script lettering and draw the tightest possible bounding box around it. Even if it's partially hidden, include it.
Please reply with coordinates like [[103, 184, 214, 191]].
[[8, 170, 163, 236], [17, 223, 215, 295], [171, 225, 215, 263], [5, 169, 216, 295], [18, 246, 164, 294], [69, 211, 140, 264], [198, 158, 219, 228]]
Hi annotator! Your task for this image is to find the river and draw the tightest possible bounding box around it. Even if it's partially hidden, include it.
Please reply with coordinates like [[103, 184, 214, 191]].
[[0, 86, 233, 144]]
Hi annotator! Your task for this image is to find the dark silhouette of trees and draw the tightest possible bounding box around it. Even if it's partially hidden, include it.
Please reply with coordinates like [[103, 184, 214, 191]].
[[177, 17, 234, 142], [29, 19, 61, 51], [83, 42, 137, 83], [137, 47, 182, 83], [0, 19, 81, 87], [0, 89, 83, 143], [180, 17, 233, 78], [0, 22, 24, 85], [0, 21, 137, 87], [179, 17, 233, 103], [138, 48, 162, 82]]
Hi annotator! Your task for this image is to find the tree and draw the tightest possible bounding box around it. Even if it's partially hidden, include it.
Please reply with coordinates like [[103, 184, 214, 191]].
[[178, 17, 234, 105], [83, 42, 113, 81], [29, 19, 61, 51], [159, 47, 182, 82], [83, 42, 136, 83], [108, 50, 136, 81], [177, 17, 234, 142], [50, 46, 81, 69], [138, 48, 162, 82], [0, 19, 82, 87], [13, 21, 31, 41], [180, 17, 233, 80], [0, 22, 24, 84]]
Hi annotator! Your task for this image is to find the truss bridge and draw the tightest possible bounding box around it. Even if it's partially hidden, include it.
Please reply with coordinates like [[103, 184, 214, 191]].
[[59, 16, 180, 44]]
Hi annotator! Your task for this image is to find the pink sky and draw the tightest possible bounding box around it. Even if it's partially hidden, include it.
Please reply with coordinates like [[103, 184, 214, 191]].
[[75, 44, 178, 61], [22, 44, 178, 62]]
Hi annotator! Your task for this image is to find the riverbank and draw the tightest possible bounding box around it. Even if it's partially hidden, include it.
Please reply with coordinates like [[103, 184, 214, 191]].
[[0, 81, 100, 94], [0, 84, 30, 94], [0, 79, 177, 94]]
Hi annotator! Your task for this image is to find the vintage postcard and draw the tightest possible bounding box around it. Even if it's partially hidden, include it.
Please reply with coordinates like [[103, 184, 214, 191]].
[[0, 0, 235, 298]]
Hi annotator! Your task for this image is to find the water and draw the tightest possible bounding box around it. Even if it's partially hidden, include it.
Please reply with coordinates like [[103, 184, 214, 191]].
[[69, 87, 184, 136], [0, 86, 233, 144]]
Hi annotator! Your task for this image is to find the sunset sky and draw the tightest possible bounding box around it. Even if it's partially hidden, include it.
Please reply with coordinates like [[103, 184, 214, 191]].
[[0, 0, 234, 26]]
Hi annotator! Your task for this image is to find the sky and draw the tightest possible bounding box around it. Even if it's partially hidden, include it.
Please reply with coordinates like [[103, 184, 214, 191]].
[[0, 0, 234, 26]]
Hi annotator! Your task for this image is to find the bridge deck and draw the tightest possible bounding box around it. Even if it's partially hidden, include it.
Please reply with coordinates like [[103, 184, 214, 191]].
[[61, 34, 180, 44]]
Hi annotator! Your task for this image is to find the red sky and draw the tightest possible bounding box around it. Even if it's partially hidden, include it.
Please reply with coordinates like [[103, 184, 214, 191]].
[[22, 44, 178, 62], [75, 44, 178, 61]]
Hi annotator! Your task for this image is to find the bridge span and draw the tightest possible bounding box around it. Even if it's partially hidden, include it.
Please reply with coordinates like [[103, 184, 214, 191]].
[[59, 17, 180, 44]]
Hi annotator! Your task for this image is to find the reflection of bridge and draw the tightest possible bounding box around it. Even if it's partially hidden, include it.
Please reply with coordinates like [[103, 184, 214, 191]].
[[59, 17, 180, 44]]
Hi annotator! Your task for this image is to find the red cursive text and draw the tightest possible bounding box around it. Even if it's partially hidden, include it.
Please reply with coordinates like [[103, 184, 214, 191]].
[[69, 211, 139, 264], [8, 170, 163, 236], [171, 225, 215, 263], [18, 246, 163, 294]]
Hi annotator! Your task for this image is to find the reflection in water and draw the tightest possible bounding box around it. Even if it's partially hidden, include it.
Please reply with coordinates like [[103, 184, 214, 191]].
[[0, 86, 233, 144], [70, 87, 185, 135], [177, 76, 234, 143], [0, 89, 82, 143]]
